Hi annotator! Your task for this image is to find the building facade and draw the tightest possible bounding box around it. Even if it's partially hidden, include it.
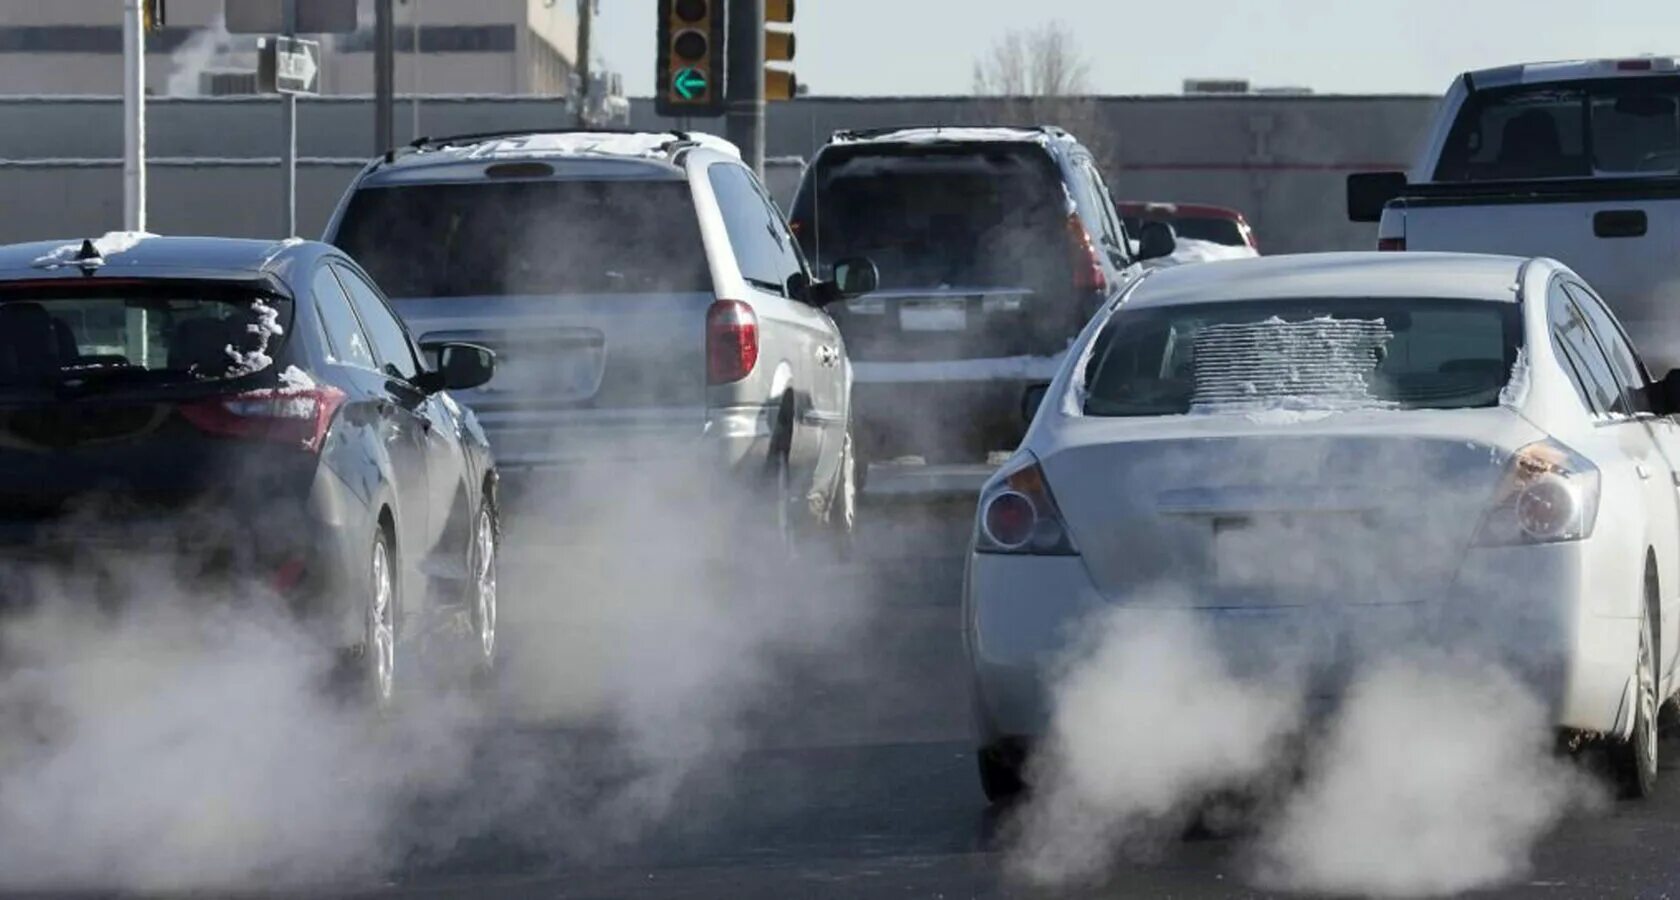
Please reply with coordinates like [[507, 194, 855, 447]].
[[0, 0, 578, 96]]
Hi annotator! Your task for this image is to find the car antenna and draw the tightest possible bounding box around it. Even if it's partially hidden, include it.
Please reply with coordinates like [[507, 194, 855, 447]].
[[75, 238, 104, 273]]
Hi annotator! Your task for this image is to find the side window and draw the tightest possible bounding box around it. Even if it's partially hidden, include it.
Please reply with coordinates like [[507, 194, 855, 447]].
[[1081, 161, 1127, 256], [1565, 282, 1651, 413], [312, 266, 377, 370], [332, 263, 420, 381], [708, 163, 798, 293], [1548, 281, 1623, 417]]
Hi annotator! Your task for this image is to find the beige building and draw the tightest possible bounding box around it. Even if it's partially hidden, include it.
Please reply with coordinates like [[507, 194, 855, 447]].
[[0, 0, 578, 96]]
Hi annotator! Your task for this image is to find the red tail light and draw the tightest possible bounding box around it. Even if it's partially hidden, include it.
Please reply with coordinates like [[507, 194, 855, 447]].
[[1067, 214, 1108, 295], [181, 386, 347, 453], [706, 299, 759, 385], [1377, 237, 1407, 252], [789, 219, 805, 237], [975, 454, 1079, 556]]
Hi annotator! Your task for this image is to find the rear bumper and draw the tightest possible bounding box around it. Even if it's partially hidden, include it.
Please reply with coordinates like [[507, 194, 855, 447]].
[[474, 405, 772, 472], [852, 357, 1059, 461], [965, 539, 1638, 747]]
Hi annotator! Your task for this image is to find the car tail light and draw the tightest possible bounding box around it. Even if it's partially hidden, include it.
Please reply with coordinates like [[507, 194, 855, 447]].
[[1618, 59, 1655, 72], [976, 453, 1079, 555], [181, 386, 347, 453], [1473, 440, 1600, 546], [1067, 214, 1108, 296], [707, 299, 759, 385], [1377, 237, 1407, 252]]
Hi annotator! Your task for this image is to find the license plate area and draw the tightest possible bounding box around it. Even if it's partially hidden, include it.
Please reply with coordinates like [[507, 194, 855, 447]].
[[1213, 513, 1366, 590], [899, 298, 968, 332]]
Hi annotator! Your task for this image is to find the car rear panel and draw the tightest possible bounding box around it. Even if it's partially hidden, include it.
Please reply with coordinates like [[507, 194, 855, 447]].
[[1038, 409, 1545, 607]]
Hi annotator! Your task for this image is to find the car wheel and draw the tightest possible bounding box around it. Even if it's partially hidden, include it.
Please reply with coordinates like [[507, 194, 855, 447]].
[[1614, 600, 1659, 799], [366, 526, 398, 710], [467, 504, 498, 678], [977, 744, 1027, 806]]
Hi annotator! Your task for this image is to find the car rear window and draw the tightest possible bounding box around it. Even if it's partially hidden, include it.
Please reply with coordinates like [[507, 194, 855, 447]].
[[1081, 297, 1523, 417], [332, 180, 713, 298], [1436, 76, 1680, 181], [0, 283, 291, 390], [791, 145, 1072, 291]]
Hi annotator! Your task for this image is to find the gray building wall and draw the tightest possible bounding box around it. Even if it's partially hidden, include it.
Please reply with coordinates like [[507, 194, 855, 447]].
[[0, 94, 1442, 251]]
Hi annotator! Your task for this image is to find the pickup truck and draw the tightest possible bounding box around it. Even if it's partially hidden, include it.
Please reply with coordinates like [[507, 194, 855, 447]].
[[1349, 57, 1680, 369]]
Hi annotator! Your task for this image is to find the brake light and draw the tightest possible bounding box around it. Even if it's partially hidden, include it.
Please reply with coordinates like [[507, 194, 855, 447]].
[[706, 299, 759, 385], [1377, 237, 1407, 252], [181, 385, 347, 453], [975, 453, 1079, 555], [1618, 59, 1654, 72], [1473, 440, 1600, 546], [1067, 214, 1107, 295], [789, 218, 804, 237]]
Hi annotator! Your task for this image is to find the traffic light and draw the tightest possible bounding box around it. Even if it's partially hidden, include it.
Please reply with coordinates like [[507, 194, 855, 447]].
[[765, 0, 798, 101], [656, 0, 726, 117]]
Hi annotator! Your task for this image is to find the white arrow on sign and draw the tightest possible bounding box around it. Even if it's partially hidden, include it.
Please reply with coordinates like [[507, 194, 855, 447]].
[[278, 46, 318, 89]]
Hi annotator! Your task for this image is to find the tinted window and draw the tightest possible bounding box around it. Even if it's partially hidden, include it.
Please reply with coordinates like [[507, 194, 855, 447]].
[[709, 163, 797, 292], [1436, 78, 1680, 181], [1172, 217, 1247, 246], [1565, 282, 1650, 412], [0, 285, 291, 389], [791, 145, 1073, 292], [312, 266, 377, 370], [333, 181, 713, 298], [1081, 297, 1522, 417], [333, 264, 419, 381], [1549, 283, 1623, 416]]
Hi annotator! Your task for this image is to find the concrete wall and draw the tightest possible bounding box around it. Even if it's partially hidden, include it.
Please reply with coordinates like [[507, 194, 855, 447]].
[[0, 93, 1442, 251]]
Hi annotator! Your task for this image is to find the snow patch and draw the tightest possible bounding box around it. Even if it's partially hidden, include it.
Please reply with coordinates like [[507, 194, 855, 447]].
[[1498, 347, 1530, 408], [835, 126, 1049, 146], [224, 300, 283, 377], [1189, 316, 1394, 415], [1143, 237, 1260, 270], [31, 231, 156, 268], [277, 366, 315, 391]]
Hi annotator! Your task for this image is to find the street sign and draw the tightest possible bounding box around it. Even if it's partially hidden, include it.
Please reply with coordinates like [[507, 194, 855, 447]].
[[673, 67, 708, 101], [226, 0, 358, 34], [258, 36, 321, 95]]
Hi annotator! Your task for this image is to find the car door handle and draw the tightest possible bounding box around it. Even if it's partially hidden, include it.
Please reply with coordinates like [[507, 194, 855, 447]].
[[1638, 462, 1652, 480], [817, 346, 839, 366]]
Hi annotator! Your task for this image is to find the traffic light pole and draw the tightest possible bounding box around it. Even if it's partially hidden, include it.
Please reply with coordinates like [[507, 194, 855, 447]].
[[122, 0, 145, 232], [282, 0, 297, 237], [725, 0, 765, 175], [374, 0, 395, 155]]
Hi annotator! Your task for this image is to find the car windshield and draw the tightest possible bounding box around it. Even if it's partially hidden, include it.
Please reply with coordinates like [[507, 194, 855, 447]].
[[1436, 76, 1680, 180], [791, 145, 1073, 290], [332, 180, 714, 298], [1082, 297, 1523, 416], [0, 285, 291, 390]]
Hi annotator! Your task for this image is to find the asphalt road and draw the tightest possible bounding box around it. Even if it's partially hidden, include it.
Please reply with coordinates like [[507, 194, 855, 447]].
[[15, 491, 1680, 899]]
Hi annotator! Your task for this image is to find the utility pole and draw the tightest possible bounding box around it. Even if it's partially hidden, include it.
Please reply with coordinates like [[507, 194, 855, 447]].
[[374, 0, 395, 154], [122, 0, 146, 231], [725, 0, 765, 175], [282, 0, 298, 237], [575, 0, 593, 127]]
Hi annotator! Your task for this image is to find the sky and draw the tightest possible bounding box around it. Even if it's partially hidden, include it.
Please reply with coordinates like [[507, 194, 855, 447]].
[[596, 0, 1680, 97]]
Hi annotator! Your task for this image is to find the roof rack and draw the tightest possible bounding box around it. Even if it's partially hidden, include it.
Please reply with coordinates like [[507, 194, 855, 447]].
[[382, 128, 695, 163]]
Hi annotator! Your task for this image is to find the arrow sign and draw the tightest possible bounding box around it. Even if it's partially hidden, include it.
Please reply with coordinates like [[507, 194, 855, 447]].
[[259, 36, 322, 95], [673, 67, 708, 100]]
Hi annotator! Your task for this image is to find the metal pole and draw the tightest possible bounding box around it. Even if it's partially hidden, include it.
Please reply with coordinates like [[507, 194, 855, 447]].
[[122, 0, 146, 231], [725, 0, 765, 175], [375, 0, 395, 154], [410, 0, 421, 140], [575, 0, 593, 127], [282, 0, 297, 237]]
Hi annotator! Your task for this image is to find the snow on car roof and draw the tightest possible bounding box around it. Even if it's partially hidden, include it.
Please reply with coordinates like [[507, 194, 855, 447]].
[[1124, 252, 1528, 309], [458, 131, 740, 161], [830, 126, 1061, 146]]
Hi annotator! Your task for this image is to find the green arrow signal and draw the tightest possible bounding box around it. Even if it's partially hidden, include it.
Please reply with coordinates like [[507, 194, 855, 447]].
[[673, 67, 708, 100]]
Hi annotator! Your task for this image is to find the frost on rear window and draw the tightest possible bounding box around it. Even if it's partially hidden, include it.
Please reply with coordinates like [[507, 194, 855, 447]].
[[224, 299, 284, 377], [1498, 346, 1530, 408], [1189, 316, 1395, 414]]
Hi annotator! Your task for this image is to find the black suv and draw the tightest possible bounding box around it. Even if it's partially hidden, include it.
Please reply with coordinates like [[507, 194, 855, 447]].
[[0, 235, 500, 706], [789, 126, 1148, 468]]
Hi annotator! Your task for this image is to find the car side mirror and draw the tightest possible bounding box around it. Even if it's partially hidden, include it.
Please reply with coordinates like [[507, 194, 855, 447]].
[[1136, 221, 1177, 261], [810, 257, 880, 308], [1347, 171, 1407, 223], [419, 342, 495, 393], [1022, 383, 1050, 426], [1649, 369, 1680, 416]]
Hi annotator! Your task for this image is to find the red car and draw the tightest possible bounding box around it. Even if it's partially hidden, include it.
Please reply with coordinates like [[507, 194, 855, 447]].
[[1117, 201, 1259, 253]]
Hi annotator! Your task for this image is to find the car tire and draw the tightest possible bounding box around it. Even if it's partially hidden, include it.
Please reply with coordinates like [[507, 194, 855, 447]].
[[1613, 593, 1659, 800], [363, 525, 399, 711], [977, 744, 1027, 806], [466, 502, 498, 683]]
